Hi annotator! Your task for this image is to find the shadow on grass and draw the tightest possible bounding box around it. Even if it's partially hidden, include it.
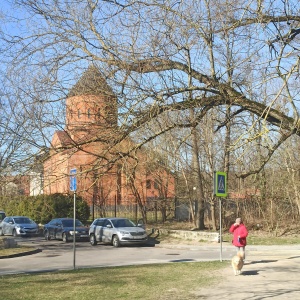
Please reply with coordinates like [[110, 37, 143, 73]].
[[170, 258, 196, 263]]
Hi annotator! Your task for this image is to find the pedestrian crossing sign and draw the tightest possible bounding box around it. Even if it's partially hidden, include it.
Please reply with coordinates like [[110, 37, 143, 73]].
[[214, 171, 227, 197]]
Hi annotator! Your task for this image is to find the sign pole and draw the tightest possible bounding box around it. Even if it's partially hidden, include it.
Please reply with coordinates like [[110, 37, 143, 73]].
[[214, 171, 227, 263], [219, 197, 222, 262], [70, 168, 77, 270], [73, 190, 76, 270]]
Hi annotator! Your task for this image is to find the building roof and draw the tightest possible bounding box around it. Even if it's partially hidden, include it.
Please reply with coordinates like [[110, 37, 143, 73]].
[[68, 65, 114, 97], [52, 130, 74, 147]]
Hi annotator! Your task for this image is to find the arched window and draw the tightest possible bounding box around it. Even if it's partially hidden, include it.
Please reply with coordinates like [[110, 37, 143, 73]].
[[87, 109, 91, 118], [78, 109, 81, 118], [146, 180, 151, 189]]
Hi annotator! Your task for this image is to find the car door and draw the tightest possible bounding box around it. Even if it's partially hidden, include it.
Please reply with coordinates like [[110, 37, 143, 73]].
[[94, 219, 105, 242], [55, 220, 64, 239], [5, 217, 15, 235], [47, 219, 57, 239], [48, 219, 62, 239], [1, 217, 10, 235], [102, 219, 114, 243]]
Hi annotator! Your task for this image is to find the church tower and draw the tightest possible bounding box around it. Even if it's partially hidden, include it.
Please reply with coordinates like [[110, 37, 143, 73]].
[[65, 65, 118, 141], [43, 65, 176, 214]]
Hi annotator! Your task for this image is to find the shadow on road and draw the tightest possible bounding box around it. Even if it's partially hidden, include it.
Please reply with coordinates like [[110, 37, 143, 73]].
[[241, 270, 259, 276], [249, 259, 277, 265]]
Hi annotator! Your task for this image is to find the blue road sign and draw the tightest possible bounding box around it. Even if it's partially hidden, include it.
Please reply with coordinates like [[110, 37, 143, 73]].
[[70, 168, 77, 191], [214, 171, 227, 197]]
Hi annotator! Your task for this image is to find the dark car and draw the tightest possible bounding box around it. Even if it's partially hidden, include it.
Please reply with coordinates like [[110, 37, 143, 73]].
[[89, 217, 148, 247], [43, 218, 89, 243], [0, 216, 39, 237], [0, 211, 6, 222]]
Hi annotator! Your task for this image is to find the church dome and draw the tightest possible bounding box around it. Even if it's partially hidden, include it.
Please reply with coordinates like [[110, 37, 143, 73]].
[[68, 65, 114, 97]]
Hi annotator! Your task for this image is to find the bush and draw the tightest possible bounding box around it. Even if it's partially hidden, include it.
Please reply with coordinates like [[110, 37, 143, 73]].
[[0, 193, 90, 224]]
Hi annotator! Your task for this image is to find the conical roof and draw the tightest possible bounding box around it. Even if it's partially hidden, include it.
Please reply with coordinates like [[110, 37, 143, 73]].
[[68, 65, 114, 97]]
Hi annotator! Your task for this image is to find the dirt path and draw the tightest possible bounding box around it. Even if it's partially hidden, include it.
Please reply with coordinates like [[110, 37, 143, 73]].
[[192, 246, 300, 299]]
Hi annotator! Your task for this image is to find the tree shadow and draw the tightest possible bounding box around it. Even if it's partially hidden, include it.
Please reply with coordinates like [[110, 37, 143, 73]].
[[145, 229, 161, 247], [170, 258, 196, 263], [249, 260, 277, 264]]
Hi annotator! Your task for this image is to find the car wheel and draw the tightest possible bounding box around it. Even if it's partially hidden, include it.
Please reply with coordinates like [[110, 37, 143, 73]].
[[90, 234, 97, 246], [112, 235, 120, 247], [0, 228, 3, 236], [44, 230, 51, 240], [13, 229, 18, 237], [62, 233, 69, 243]]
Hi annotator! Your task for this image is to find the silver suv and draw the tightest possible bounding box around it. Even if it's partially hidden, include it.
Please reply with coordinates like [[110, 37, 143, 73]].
[[89, 217, 148, 247]]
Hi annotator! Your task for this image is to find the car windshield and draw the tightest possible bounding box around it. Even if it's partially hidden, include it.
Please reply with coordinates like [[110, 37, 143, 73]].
[[14, 217, 34, 224], [112, 219, 136, 228], [62, 219, 84, 227]]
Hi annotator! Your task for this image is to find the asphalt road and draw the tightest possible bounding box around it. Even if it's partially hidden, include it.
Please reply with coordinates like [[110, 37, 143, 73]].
[[0, 236, 235, 275]]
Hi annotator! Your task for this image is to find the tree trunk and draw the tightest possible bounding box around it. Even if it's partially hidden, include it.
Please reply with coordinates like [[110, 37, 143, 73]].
[[210, 199, 217, 231], [191, 125, 205, 230]]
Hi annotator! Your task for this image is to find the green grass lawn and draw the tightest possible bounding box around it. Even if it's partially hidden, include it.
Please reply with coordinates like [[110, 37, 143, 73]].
[[222, 232, 300, 245], [0, 246, 36, 257], [0, 261, 228, 300]]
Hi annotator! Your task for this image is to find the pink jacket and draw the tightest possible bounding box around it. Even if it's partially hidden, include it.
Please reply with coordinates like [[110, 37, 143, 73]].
[[229, 223, 248, 247]]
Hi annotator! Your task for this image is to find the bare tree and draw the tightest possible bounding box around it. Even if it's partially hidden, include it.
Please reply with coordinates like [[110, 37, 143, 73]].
[[0, 0, 299, 226]]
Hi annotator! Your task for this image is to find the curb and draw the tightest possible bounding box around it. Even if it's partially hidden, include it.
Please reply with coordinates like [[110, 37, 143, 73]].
[[0, 248, 42, 259]]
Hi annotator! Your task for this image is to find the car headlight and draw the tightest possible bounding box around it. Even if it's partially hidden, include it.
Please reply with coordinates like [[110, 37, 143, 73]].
[[69, 231, 79, 235], [119, 231, 129, 235]]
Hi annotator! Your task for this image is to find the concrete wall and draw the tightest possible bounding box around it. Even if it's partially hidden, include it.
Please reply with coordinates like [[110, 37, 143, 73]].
[[159, 229, 219, 242], [0, 238, 17, 249]]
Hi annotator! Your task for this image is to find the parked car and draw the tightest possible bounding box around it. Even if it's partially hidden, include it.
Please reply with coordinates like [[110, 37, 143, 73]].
[[0, 210, 6, 222], [0, 216, 39, 237], [43, 218, 89, 243], [89, 217, 148, 247]]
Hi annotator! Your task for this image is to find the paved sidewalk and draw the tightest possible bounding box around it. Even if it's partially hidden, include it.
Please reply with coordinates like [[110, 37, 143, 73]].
[[192, 244, 300, 299]]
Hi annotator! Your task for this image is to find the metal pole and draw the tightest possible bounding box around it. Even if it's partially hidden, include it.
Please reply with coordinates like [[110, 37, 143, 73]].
[[73, 191, 76, 270], [219, 197, 223, 262], [114, 194, 117, 217]]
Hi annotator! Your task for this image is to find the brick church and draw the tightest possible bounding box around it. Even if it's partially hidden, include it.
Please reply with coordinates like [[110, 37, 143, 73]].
[[43, 66, 175, 216]]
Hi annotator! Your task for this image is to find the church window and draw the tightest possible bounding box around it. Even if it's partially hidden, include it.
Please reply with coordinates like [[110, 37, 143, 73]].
[[146, 180, 151, 189], [87, 109, 91, 118], [78, 109, 81, 118]]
